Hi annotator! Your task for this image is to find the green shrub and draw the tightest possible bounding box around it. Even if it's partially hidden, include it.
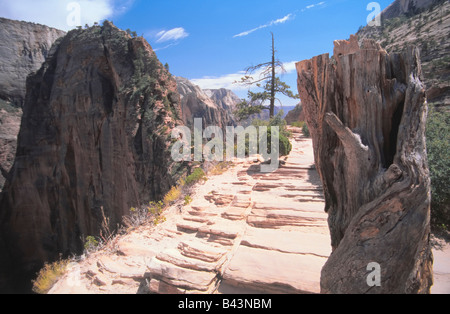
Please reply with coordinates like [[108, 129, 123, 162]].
[[266, 127, 292, 157], [302, 123, 310, 137], [84, 236, 99, 252], [185, 168, 207, 186], [426, 104, 450, 232], [249, 112, 293, 157], [148, 201, 164, 216], [291, 121, 305, 128], [279, 133, 292, 156], [184, 195, 192, 205]]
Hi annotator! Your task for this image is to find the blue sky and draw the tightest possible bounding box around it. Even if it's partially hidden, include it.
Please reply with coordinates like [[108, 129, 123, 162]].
[[1, 0, 394, 107]]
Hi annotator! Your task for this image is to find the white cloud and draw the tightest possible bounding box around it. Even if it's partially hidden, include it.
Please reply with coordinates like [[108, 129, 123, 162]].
[[156, 27, 189, 43], [191, 72, 248, 91], [302, 1, 326, 12], [0, 0, 133, 31], [233, 13, 294, 38], [191, 61, 298, 91], [282, 61, 298, 73]]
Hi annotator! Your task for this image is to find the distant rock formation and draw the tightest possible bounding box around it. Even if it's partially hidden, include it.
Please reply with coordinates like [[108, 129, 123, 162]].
[[204, 88, 241, 113], [284, 104, 305, 125], [297, 35, 433, 293], [175, 77, 235, 129], [381, 0, 444, 20], [0, 18, 65, 190], [0, 17, 66, 107], [0, 22, 184, 292], [358, 0, 450, 108]]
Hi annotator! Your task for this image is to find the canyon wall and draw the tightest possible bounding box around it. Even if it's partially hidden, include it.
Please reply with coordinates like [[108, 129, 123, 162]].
[[0, 22, 184, 292], [0, 17, 66, 106], [0, 18, 65, 191]]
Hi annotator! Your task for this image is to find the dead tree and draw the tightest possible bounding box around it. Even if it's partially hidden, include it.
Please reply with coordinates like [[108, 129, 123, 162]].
[[296, 35, 433, 294]]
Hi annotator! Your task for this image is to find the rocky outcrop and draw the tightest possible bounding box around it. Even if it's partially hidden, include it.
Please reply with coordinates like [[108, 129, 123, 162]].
[[0, 22, 184, 292], [0, 17, 65, 106], [381, 0, 444, 20], [284, 104, 305, 125], [296, 35, 433, 293], [0, 18, 65, 191], [175, 77, 235, 129], [203, 88, 241, 113], [358, 0, 450, 108]]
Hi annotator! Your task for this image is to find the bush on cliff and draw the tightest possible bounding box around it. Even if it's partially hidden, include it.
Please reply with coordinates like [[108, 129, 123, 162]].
[[426, 104, 450, 233]]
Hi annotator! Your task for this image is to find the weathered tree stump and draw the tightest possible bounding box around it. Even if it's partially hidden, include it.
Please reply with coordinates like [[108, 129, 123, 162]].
[[296, 35, 433, 294]]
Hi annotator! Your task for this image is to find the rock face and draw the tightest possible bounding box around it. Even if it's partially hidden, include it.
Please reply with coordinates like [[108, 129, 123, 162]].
[[175, 77, 235, 129], [381, 0, 444, 20], [0, 18, 65, 191], [0, 22, 184, 292], [284, 104, 305, 125], [204, 88, 241, 113], [0, 17, 65, 106], [296, 35, 433, 293], [358, 0, 450, 109]]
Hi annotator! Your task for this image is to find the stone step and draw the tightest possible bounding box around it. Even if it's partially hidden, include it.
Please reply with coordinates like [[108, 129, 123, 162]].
[[96, 256, 146, 280], [189, 206, 220, 217], [252, 201, 325, 213], [178, 240, 228, 263], [204, 192, 235, 207], [146, 258, 219, 292], [156, 248, 223, 272], [221, 246, 327, 294], [252, 183, 323, 192], [240, 227, 331, 258], [148, 277, 219, 294], [176, 220, 205, 233], [197, 218, 243, 239], [221, 207, 248, 221], [247, 208, 328, 229]]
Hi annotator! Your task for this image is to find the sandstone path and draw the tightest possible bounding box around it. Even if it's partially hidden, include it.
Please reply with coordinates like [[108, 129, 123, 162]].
[[50, 127, 331, 294]]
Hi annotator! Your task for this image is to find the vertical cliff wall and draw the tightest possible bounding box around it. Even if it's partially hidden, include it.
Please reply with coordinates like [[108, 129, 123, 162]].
[[0, 21, 184, 292], [296, 35, 433, 293], [0, 18, 65, 191], [0, 17, 66, 106]]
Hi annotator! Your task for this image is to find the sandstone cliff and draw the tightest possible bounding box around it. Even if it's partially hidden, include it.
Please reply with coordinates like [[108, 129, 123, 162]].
[[297, 35, 433, 293], [358, 0, 450, 109], [0, 18, 65, 191], [381, 0, 445, 20], [204, 88, 241, 113], [0, 21, 184, 292], [0, 17, 65, 106], [175, 76, 235, 129]]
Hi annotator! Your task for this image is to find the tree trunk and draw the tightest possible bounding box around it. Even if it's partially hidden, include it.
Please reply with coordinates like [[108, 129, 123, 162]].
[[270, 32, 276, 118], [296, 35, 433, 294]]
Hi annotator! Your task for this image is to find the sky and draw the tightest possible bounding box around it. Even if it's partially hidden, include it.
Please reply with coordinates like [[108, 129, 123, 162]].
[[0, 0, 394, 107]]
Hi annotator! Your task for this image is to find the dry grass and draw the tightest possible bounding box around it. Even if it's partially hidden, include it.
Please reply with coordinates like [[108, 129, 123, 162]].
[[32, 260, 70, 294], [209, 162, 233, 176], [163, 185, 182, 205]]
